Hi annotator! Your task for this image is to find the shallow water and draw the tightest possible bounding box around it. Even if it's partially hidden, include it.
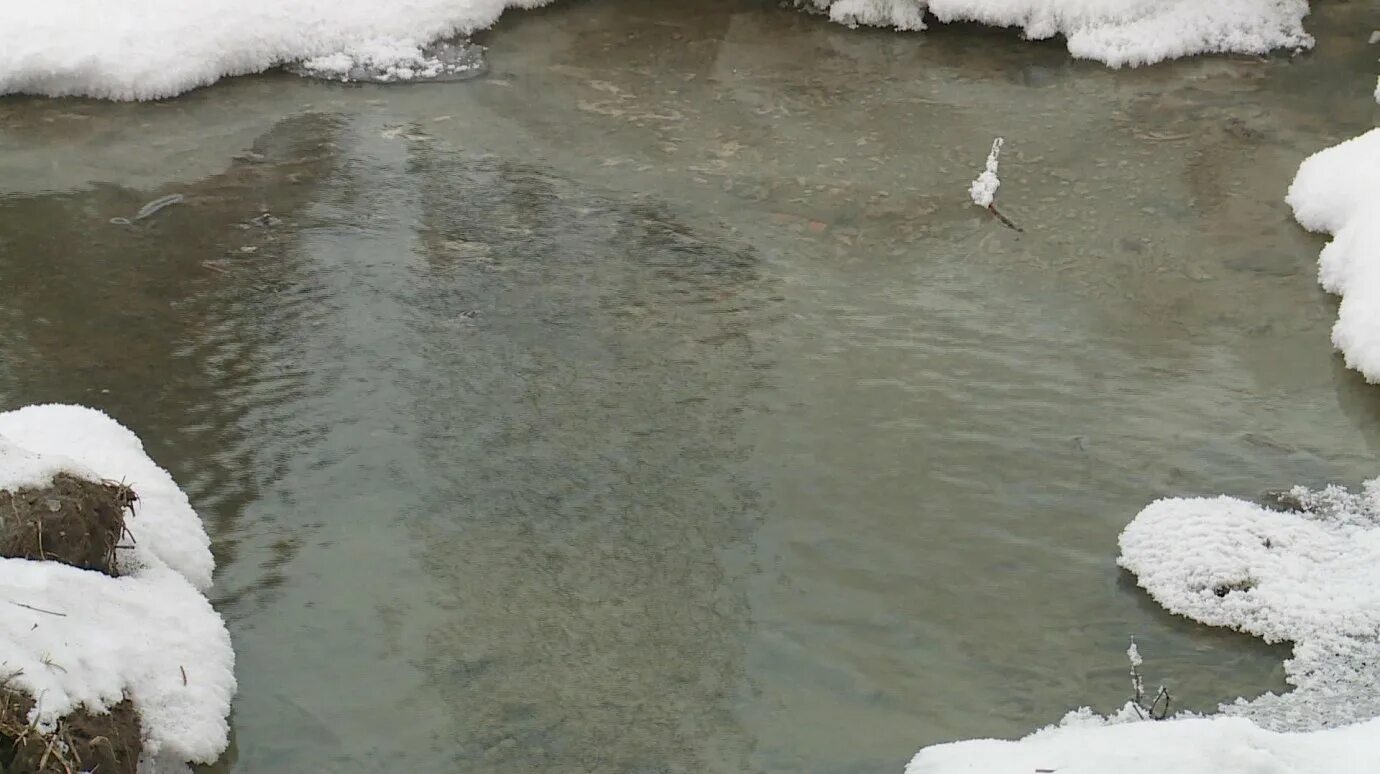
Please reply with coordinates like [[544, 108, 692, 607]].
[[1, 1, 1378, 771]]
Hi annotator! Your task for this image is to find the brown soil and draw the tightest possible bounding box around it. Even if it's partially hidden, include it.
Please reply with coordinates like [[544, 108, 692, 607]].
[[0, 473, 135, 575], [0, 474, 143, 773], [0, 685, 141, 774]]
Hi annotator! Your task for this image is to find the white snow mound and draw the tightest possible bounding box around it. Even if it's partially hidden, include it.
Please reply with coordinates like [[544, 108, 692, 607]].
[[0, 0, 1319, 98], [1286, 129, 1380, 383], [0, 0, 551, 100], [0, 404, 214, 591], [907, 479, 1380, 773], [1, 562, 235, 765], [0, 404, 234, 769], [908, 714, 1380, 774], [1120, 484, 1380, 730], [805, 0, 1314, 67]]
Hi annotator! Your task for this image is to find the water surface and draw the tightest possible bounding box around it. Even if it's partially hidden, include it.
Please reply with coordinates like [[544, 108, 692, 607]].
[[1, 1, 1378, 771]]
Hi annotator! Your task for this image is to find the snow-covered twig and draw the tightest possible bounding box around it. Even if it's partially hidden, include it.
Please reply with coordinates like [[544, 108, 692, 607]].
[[969, 137, 1003, 208], [969, 137, 1022, 232], [1126, 638, 1171, 721]]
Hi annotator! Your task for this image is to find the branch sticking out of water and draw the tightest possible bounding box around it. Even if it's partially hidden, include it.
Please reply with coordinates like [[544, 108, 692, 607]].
[[987, 203, 1023, 233], [1127, 637, 1172, 721], [970, 137, 1022, 233]]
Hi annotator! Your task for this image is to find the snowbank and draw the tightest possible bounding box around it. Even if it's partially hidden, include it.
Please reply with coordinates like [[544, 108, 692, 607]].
[[0, 0, 550, 100], [1121, 485, 1380, 730], [805, 0, 1314, 67], [0, 405, 234, 769], [0, 404, 214, 590], [907, 480, 1380, 773], [908, 714, 1380, 774], [1286, 129, 1380, 382], [1, 0, 1321, 99]]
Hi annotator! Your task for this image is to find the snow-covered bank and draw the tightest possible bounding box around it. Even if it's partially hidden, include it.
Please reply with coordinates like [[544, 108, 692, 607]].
[[908, 714, 1380, 774], [1, 0, 1319, 100], [806, 0, 1313, 67], [0, 0, 550, 100], [907, 481, 1380, 773], [1287, 129, 1380, 383], [0, 405, 234, 770], [1121, 486, 1380, 730]]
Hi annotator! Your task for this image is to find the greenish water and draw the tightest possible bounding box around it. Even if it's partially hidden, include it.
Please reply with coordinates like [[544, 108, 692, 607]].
[[0, 1, 1377, 771]]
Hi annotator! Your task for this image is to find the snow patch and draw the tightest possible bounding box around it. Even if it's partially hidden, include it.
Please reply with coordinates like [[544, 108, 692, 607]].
[[969, 137, 1004, 208], [1120, 485, 1380, 730], [801, 0, 1314, 67], [0, 404, 214, 591], [1, 562, 235, 766], [0, 437, 95, 493], [1286, 129, 1380, 383], [908, 714, 1380, 774], [0, 404, 234, 769], [0, 0, 551, 100], [907, 479, 1380, 773], [1, 0, 1324, 100]]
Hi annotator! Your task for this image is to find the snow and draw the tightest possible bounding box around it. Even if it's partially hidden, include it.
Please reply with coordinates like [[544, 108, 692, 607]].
[[0, 0, 551, 100], [0, 404, 234, 770], [907, 479, 1380, 774], [1, 0, 1323, 99], [0, 436, 96, 493], [805, 0, 1314, 67], [1121, 485, 1380, 730], [0, 404, 214, 591], [908, 715, 1380, 774], [1, 562, 236, 767], [1286, 129, 1380, 383], [969, 137, 1004, 208]]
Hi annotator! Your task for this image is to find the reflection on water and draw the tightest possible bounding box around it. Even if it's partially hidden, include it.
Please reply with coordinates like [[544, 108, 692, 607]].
[[406, 147, 767, 771], [0, 0, 1378, 772]]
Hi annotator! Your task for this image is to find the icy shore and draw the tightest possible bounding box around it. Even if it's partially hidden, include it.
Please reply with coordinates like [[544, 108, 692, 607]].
[[0, 0, 551, 100], [803, 0, 1313, 67], [1286, 129, 1380, 383], [908, 480, 1380, 774], [0, 0, 1320, 100]]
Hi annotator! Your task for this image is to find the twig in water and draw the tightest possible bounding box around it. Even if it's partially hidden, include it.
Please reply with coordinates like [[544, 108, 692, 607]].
[[969, 137, 1023, 233], [987, 204, 1023, 233], [1149, 686, 1172, 720], [1126, 637, 1172, 720]]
